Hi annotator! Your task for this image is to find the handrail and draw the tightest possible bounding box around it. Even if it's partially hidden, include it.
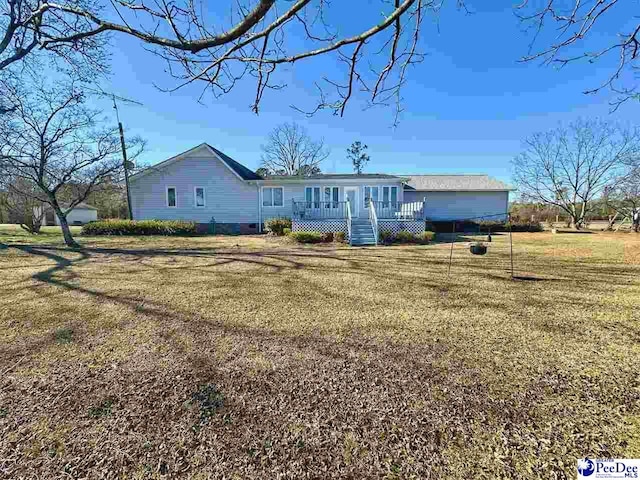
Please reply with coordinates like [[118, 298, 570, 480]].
[[369, 198, 379, 246], [346, 199, 352, 246], [292, 199, 349, 220], [369, 201, 425, 220]]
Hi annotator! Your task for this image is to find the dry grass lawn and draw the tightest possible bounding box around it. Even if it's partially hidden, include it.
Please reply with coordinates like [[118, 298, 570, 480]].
[[0, 224, 639, 479]]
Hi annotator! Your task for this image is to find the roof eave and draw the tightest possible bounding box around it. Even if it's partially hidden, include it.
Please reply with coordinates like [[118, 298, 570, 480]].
[[406, 187, 515, 192], [257, 176, 405, 183]]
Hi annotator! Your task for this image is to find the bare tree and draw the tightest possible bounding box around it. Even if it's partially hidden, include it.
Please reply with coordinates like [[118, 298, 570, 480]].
[[512, 119, 640, 229], [0, 74, 144, 246], [260, 122, 328, 176], [605, 167, 640, 232], [347, 141, 370, 174], [3, 1, 640, 118], [518, 0, 640, 109], [0, 0, 441, 123]]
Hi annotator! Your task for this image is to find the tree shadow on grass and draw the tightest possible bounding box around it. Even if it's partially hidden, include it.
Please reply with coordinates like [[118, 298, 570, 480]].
[[2, 243, 453, 374]]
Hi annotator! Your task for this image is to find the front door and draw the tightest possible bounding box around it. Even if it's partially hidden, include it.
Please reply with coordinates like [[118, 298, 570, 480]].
[[345, 187, 359, 217]]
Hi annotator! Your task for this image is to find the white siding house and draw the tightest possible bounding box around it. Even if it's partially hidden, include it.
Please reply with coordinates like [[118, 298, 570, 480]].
[[128, 144, 512, 242], [404, 175, 512, 221], [130, 144, 262, 233], [259, 176, 406, 221]]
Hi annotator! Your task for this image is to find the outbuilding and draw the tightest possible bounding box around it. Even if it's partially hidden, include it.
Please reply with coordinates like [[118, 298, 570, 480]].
[[43, 203, 99, 226]]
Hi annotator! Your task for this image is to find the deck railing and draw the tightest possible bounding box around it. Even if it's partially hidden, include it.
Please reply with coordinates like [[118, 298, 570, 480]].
[[368, 198, 379, 246], [370, 201, 425, 220], [346, 200, 353, 246], [292, 200, 348, 219]]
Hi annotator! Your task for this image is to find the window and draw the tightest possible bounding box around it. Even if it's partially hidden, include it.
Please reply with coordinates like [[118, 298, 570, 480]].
[[263, 187, 284, 207], [166, 187, 176, 207], [305, 187, 321, 208], [364, 186, 379, 208], [382, 186, 398, 207], [324, 186, 339, 208], [194, 187, 205, 207]]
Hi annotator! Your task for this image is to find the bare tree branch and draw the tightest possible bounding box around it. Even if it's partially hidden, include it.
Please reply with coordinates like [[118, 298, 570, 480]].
[[517, 0, 640, 109], [1, 0, 442, 121]]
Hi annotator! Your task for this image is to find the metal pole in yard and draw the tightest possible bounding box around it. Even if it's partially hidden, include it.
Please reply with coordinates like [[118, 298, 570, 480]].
[[508, 213, 514, 280], [447, 220, 455, 279], [113, 96, 133, 220]]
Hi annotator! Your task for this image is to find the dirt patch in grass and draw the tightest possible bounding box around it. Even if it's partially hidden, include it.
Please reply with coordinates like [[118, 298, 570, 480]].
[[1, 229, 639, 478]]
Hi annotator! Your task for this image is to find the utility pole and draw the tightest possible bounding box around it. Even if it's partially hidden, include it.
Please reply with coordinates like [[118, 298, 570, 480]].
[[113, 96, 134, 220]]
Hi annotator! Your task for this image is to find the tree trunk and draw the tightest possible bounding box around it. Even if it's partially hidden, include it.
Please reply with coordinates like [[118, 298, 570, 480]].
[[571, 212, 585, 230], [53, 207, 79, 247]]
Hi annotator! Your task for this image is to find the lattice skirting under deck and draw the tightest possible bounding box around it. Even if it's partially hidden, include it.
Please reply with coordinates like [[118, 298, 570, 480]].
[[378, 220, 425, 235], [292, 219, 349, 238], [292, 219, 424, 241]]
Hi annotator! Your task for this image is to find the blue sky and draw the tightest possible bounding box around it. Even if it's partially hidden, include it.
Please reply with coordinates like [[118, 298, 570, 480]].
[[101, 1, 637, 183]]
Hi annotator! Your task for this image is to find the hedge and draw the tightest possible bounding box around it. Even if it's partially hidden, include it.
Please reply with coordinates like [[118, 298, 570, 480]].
[[82, 219, 198, 236], [481, 219, 543, 233], [430, 219, 543, 233], [379, 230, 436, 245], [289, 231, 324, 243]]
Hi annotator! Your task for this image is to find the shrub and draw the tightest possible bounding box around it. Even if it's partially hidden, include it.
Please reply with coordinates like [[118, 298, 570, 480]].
[[321, 231, 334, 243], [394, 230, 416, 244], [416, 231, 435, 244], [289, 231, 324, 243], [335, 231, 346, 243], [506, 219, 544, 232], [82, 219, 197, 236], [283, 227, 292, 236], [379, 230, 395, 245], [265, 217, 292, 236], [478, 220, 504, 231]]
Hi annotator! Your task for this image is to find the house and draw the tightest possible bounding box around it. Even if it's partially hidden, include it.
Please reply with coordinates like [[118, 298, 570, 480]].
[[129, 143, 513, 245], [40, 202, 99, 226], [403, 175, 511, 221]]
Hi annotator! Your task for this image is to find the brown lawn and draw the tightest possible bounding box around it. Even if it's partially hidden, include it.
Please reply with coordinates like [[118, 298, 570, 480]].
[[0, 225, 639, 479]]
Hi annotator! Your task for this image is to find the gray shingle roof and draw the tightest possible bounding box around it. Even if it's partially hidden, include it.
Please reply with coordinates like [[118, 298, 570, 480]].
[[206, 144, 262, 180], [404, 175, 513, 191]]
